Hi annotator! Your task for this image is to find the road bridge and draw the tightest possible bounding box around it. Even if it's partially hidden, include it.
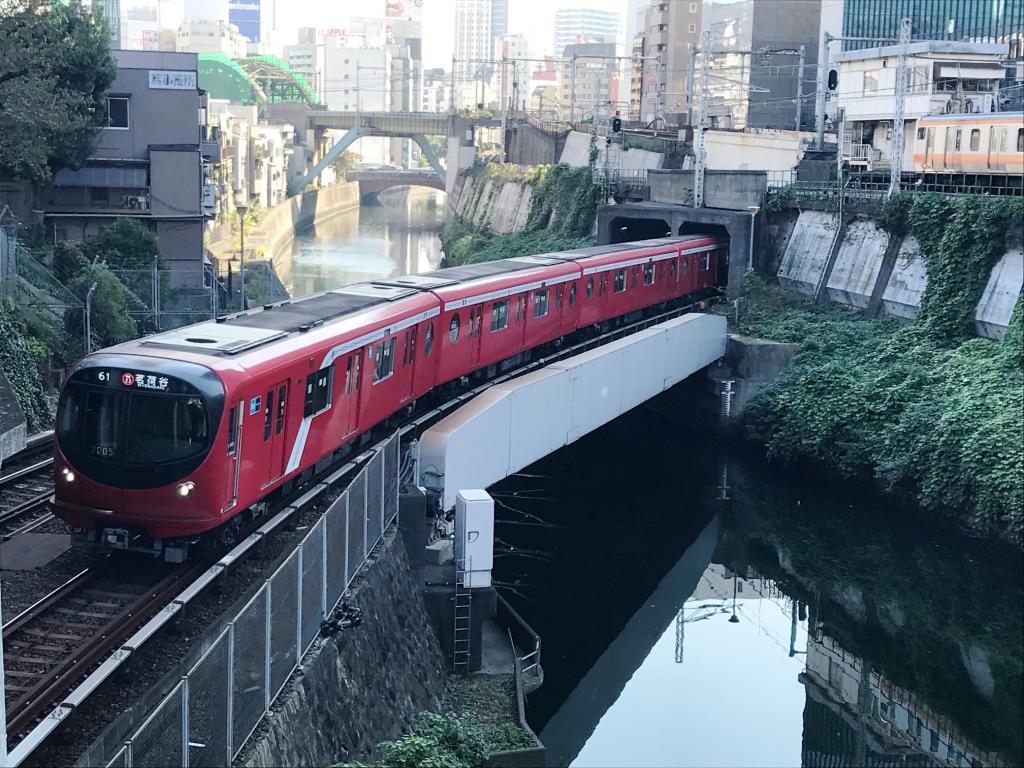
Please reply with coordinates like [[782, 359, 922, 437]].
[[346, 169, 445, 200], [284, 110, 504, 198]]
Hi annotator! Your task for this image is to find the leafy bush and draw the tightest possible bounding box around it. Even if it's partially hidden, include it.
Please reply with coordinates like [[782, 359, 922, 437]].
[[336, 713, 489, 768], [0, 302, 55, 431]]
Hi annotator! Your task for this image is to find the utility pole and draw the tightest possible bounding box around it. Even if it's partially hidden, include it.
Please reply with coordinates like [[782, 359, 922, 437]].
[[815, 30, 831, 148], [654, 50, 663, 130], [888, 17, 912, 199], [694, 30, 710, 208], [84, 281, 97, 354], [795, 44, 806, 132], [450, 55, 457, 111], [686, 43, 697, 126], [237, 200, 248, 311], [569, 53, 578, 124]]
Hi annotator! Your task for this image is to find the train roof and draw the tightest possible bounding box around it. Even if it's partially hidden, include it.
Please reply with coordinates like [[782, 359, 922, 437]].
[[133, 283, 423, 357], [918, 112, 1024, 123]]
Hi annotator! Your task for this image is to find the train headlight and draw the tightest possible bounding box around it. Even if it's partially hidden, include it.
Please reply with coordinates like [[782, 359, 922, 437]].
[[61, 467, 75, 483], [176, 481, 196, 498]]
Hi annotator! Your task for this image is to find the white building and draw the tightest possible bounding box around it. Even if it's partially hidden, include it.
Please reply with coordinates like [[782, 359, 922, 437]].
[[834, 41, 1009, 170], [176, 20, 248, 58], [285, 29, 323, 102], [323, 41, 392, 165], [454, 0, 492, 106], [492, 33, 530, 111]]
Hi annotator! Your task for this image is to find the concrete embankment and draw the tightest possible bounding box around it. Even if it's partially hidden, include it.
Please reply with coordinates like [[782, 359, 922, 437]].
[[240, 529, 448, 766], [449, 171, 535, 235], [777, 210, 1023, 339], [207, 181, 361, 266]]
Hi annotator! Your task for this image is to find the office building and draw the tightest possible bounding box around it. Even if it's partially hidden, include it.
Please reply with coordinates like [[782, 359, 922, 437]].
[[559, 42, 620, 121], [635, 0, 703, 125], [323, 40, 392, 164], [698, 0, 822, 130], [176, 20, 249, 58], [43, 51, 214, 305], [94, 0, 161, 51], [493, 33, 530, 110], [554, 8, 620, 61], [285, 29, 323, 101], [491, 0, 509, 44], [842, 0, 1023, 52]]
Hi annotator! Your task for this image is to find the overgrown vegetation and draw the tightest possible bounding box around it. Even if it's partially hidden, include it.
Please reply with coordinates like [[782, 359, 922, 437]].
[[733, 195, 1024, 544], [0, 302, 57, 431], [440, 163, 599, 265], [0, 0, 115, 183]]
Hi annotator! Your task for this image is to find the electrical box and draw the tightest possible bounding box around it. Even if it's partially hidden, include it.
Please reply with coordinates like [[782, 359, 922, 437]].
[[455, 489, 494, 588]]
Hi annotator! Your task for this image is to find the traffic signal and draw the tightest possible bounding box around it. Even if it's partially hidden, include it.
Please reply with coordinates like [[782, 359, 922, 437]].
[[612, 116, 622, 133], [827, 69, 838, 90]]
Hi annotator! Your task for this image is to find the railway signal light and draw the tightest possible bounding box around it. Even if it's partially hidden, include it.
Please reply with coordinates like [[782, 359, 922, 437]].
[[612, 114, 622, 133], [827, 69, 838, 90]]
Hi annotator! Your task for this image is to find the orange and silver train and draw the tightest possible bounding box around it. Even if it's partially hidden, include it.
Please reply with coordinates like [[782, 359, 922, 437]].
[[911, 112, 1024, 175]]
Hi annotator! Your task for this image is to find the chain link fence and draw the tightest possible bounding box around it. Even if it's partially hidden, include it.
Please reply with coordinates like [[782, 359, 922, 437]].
[[105, 433, 401, 767]]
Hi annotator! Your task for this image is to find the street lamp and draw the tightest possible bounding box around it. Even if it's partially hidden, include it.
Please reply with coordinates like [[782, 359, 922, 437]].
[[84, 281, 98, 354], [236, 199, 249, 310], [729, 574, 740, 623], [746, 205, 760, 272]]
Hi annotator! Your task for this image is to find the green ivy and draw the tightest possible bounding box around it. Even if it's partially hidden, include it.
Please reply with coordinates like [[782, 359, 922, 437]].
[[0, 302, 56, 432]]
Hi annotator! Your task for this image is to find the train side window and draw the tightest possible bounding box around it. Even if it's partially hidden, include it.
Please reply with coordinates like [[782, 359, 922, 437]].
[[925, 127, 935, 164], [533, 289, 549, 318], [586, 277, 594, 298], [275, 386, 286, 434], [491, 299, 509, 331], [569, 283, 576, 305], [954, 128, 962, 151], [643, 263, 655, 285], [969, 128, 980, 151], [1018, 128, 1023, 152], [372, 338, 396, 382], [263, 390, 273, 440], [916, 126, 925, 140], [701, 254, 711, 271], [670, 260, 677, 279], [631, 267, 639, 288], [613, 269, 626, 293], [424, 322, 434, 357], [600, 274, 607, 295], [227, 406, 238, 453], [304, 367, 332, 416], [449, 314, 460, 344]]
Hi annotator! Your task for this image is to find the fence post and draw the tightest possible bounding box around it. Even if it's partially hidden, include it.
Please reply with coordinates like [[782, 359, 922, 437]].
[[380, 448, 386, 538], [363, 471, 369, 560], [181, 677, 190, 768], [320, 520, 327, 621], [295, 548, 303, 661], [343, 493, 350, 590], [226, 624, 234, 764], [263, 586, 272, 713]]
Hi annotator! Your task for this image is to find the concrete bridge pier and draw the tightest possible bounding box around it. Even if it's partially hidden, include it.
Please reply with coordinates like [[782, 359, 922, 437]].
[[597, 203, 754, 299], [446, 117, 478, 202]]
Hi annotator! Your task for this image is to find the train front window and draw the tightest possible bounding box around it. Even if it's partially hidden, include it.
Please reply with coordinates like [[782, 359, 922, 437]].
[[58, 387, 123, 461], [125, 395, 209, 464]]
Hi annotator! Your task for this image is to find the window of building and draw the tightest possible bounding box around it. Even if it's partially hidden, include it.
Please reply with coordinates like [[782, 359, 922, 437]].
[[688, 23, 696, 33], [586, 276, 594, 298], [643, 263, 655, 285], [424, 322, 434, 357], [372, 338, 395, 382], [533, 289, 549, 318], [90, 187, 107, 205], [304, 367, 332, 416], [970, 128, 980, 151], [491, 299, 509, 331], [689, 1, 697, 11], [449, 314, 460, 344], [106, 97, 129, 129], [613, 269, 626, 293], [863, 70, 879, 96]]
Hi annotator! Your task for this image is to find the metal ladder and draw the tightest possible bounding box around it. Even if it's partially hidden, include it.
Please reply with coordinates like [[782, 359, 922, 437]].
[[453, 557, 472, 674]]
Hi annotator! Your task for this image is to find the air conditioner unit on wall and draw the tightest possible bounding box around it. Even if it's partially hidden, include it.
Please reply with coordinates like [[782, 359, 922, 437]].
[[123, 195, 150, 211]]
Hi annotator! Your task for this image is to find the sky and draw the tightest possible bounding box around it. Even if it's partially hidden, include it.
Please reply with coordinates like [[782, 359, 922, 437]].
[[288, 0, 632, 68]]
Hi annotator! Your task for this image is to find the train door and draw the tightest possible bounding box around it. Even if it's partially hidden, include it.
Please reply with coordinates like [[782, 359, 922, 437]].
[[341, 352, 361, 437], [264, 379, 289, 487], [467, 305, 483, 369], [924, 127, 935, 169], [401, 326, 418, 402], [223, 400, 243, 511]]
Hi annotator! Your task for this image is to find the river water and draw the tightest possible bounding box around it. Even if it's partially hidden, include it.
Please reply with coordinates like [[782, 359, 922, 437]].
[[491, 382, 1023, 768], [279, 194, 1022, 767], [280, 188, 445, 298]]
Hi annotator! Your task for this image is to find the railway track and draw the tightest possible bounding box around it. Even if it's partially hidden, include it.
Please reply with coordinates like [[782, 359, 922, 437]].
[[0, 432, 55, 540], [2, 559, 204, 741]]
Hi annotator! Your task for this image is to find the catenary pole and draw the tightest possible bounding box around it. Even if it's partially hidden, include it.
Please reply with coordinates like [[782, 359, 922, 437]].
[[888, 17, 912, 199]]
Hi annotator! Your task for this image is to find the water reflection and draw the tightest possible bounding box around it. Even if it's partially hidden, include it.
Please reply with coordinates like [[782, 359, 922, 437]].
[[276, 187, 444, 298], [491, 385, 1023, 768]]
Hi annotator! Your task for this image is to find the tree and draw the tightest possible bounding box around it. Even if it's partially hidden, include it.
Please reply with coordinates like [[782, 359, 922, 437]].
[[0, 0, 115, 183], [81, 217, 160, 271], [64, 264, 142, 352]]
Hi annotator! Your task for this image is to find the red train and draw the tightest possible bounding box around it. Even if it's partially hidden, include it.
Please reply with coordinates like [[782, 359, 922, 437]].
[[54, 236, 725, 560]]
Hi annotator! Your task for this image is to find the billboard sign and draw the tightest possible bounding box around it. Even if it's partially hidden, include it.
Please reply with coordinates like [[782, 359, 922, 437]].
[[229, 0, 262, 42], [385, 0, 423, 22]]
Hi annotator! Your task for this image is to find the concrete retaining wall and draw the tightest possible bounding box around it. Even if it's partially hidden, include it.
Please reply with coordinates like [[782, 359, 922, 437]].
[[776, 210, 838, 296], [648, 169, 767, 210], [825, 220, 889, 309], [777, 211, 1023, 339], [0, 368, 26, 468], [450, 174, 534, 235], [206, 182, 361, 265], [240, 530, 448, 767], [559, 131, 664, 170]]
